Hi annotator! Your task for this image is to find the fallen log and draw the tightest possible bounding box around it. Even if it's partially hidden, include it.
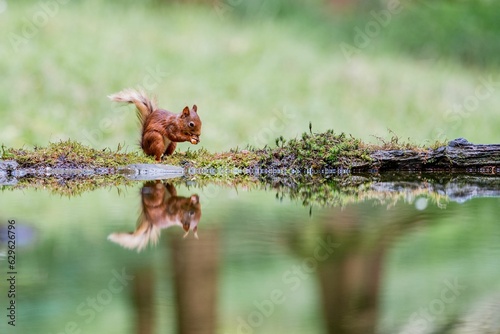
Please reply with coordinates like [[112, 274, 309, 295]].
[[356, 138, 500, 173]]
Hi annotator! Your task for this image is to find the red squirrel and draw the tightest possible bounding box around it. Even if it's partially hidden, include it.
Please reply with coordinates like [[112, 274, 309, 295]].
[[108, 89, 202, 161], [108, 181, 201, 252]]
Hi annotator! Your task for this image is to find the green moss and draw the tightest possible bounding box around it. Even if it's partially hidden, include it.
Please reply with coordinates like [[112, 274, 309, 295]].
[[259, 129, 372, 170], [6, 140, 153, 168], [3, 130, 445, 172], [161, 146, 261, 170], [163, 129, 397, 171]]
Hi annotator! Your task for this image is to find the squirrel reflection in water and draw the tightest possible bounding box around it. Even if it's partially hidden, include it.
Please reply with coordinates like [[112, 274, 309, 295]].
[[108, 181, 201, 252]]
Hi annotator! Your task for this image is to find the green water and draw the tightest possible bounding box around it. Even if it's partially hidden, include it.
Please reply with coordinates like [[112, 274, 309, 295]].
[[0, 180, 499, 334]]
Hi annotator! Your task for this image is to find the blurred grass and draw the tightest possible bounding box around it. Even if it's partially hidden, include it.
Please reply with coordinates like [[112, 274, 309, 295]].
[[0, 0, 499, 156]]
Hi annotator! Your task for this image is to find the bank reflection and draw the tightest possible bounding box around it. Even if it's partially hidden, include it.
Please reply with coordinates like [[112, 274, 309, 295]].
[[108, 181, 201, 251], [128, 229, 220, 334], [285, 204, 422, 334], [314, 211, 385, 334], [168, 228, 220, 334]]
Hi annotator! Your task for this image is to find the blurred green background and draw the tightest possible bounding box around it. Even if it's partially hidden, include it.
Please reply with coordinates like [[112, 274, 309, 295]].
[[1, 0, 499, 155]]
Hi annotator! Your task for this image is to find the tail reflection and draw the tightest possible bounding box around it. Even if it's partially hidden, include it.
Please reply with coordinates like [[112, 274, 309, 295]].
[[108, 181, 202, 251]]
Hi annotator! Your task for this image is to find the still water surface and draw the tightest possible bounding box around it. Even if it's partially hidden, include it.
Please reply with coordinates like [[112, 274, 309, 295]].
[[0, 179, 499, 334]]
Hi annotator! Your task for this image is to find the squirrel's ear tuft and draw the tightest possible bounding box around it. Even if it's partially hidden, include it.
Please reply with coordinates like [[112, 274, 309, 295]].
[[192, 105, 198, 113], [182, 106, 190, 117]]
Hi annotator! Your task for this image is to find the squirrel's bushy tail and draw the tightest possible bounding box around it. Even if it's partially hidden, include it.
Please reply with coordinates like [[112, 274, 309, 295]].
[[108, 89, 157, 124]]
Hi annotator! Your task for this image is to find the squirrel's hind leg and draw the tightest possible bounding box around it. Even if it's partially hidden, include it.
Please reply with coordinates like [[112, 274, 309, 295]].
[[142, 131, 166, 162]]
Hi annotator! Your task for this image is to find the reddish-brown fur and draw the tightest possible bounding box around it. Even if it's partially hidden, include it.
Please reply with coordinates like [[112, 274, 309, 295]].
[[108, 181, 202, 251], [141, 181, 201, 235], [109, 89, 202, 161]]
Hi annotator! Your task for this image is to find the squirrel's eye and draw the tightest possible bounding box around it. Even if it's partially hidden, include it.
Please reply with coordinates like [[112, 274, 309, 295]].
[[189, 122, 195, 128]]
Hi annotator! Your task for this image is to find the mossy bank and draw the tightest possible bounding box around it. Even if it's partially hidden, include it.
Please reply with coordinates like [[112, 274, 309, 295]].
[[1, 130, 376, 174], [2, 131, 499, 200], [2, 130, 499, 176]]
